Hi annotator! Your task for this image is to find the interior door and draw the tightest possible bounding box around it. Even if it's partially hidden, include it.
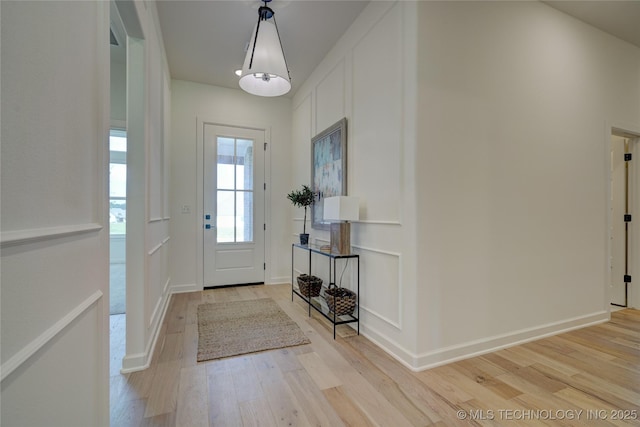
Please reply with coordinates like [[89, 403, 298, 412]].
[[204, 124, 265, 287]]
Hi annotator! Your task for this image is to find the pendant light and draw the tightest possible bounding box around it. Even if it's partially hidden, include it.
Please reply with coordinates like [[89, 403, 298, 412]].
[[239, 0, 291, 97]]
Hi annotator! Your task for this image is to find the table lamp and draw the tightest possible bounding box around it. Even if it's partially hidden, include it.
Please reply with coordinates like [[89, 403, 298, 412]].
[[323, 196, 359, 254]]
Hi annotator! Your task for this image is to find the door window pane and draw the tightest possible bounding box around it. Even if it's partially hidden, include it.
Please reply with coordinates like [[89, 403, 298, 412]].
[[236, 139, 253, 190], [236, 192, 253, 242], [217, 190, 234, 243], [217, 137, 235, 190], [216, 136, 255, 243], [109, 164, 127, 198], [109, 200, 126, 235]]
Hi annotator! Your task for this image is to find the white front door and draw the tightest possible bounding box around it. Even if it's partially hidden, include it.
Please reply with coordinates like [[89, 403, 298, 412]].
[[204, 124, 265, 287]]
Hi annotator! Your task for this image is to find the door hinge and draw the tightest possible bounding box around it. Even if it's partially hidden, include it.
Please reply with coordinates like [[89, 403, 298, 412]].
[[624, 214, 632, 222], [263, 223, 266, 230], [624, 275, 632, 283], [264, 142, 268, 151], [264, 182, 266, 190], [264, 263, 266, 270], [624, 153, 632, 161]]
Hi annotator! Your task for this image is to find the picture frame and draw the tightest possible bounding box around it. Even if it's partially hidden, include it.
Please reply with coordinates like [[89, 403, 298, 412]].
[[311, 118, 347, 230]]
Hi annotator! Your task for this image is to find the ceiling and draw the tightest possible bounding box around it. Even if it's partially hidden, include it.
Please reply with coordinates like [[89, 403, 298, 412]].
[[156, 0, 369, 96], [543, 1, 640, 48], [149, 1, 640, 98]]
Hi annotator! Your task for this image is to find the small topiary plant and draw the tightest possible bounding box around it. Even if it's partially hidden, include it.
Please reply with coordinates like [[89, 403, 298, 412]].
[[287, 185, 316, 241]]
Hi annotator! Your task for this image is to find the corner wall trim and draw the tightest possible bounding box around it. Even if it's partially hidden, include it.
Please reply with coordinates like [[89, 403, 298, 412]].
[[121, 282, 197, 374], [1, 223, 103, 247], [122, 289, 172, 374], [1, 290, 103, 382]]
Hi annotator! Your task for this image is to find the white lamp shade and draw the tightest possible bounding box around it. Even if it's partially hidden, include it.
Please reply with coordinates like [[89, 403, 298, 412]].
[[323, 196, 360, 221], [239, 19, 291, 97]]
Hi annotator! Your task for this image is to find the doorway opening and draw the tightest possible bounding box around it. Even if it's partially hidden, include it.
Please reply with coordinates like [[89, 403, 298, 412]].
[[109, 129, 127, 316], [203, 124, 266, 288], [109, 0, 128, 380], [610, 128, 638, 308]]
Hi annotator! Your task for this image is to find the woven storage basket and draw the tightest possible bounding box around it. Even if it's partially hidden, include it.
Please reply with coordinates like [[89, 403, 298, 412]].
[[296, 274, 323, 297], [324, 285, 356, 316]]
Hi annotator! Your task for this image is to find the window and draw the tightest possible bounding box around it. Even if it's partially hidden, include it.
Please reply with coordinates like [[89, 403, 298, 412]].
[[216, 137, 254, 243], [110, 130, 126, 235]]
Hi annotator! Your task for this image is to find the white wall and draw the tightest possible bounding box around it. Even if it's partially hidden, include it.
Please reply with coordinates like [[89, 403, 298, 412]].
[[291, 1, 421, 363], [291, 0, 640, 371], [170, 80, 292, 289], [414, 1, 640, 368], [110, 59, 126, 124], [1, 1, 110, 425]]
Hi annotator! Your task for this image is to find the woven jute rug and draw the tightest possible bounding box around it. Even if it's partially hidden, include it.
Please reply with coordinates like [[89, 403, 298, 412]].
[[197, 298, 310, 362]]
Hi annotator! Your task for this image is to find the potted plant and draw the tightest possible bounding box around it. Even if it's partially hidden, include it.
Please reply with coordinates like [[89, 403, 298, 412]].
[[287, 184, 315, 245]]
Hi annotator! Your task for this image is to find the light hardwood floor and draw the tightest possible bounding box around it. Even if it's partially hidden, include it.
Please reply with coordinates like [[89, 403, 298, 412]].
[[110, 284, 640, 426]]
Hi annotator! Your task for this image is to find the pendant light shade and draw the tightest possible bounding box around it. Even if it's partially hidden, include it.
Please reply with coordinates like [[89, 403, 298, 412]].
[[239, 4, 291, 97]]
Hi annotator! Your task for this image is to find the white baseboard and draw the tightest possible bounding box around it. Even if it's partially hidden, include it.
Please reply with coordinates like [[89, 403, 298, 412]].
[[121, 283, 177, 374], [170, 283, 200, 293], [360, 310, 609, 372], [267, 276, 290, 285], [359, 325, 418, 371], [411, 311, 609, 371]]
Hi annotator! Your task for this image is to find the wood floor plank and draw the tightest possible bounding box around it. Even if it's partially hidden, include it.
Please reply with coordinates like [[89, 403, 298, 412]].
[[429, 364, 526, 411], [238, 398, 278, 427], [341, 336, 452, 424], [505, 344, 582, 376], [554, 388, 635, 427], [297, 351, 343, 390], [270, 347, 306, 373], [330, 336, 438, 426], [509, 393, 584, 427], [176, 364, 209, 427], [110, 396, 146, 427], [166, 293, 188, 334], [110, 288, 640, 427], [231, 356, 265, 404], [206, 365, 242, 427], [259, 372, 312, 426], [144, 360, 181, 418], [139, 411, 177, 427], [322, 386, 377, 427], [181, 323, 199, 368], [284, 369, 346, 427], [157, 332, 184, 363], [417, 368, 476, 404], [454, 358, 522, 400], [525, 341, 639, 391], [123, 365, 157, 401]]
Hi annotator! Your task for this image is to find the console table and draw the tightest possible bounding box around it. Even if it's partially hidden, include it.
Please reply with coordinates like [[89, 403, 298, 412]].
[[291, 243, 359, 339]]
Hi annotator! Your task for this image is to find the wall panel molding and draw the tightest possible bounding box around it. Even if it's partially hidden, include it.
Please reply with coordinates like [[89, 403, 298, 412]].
[[1, 223, 103, 248], [1, 290, 103, 382], [148, 242, 163, 256], [352, 244, 402, 329], [356, 220, 402, 226]]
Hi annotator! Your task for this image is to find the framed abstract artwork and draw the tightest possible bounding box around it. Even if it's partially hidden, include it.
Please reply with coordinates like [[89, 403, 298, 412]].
[[311, 118, 347, 230]]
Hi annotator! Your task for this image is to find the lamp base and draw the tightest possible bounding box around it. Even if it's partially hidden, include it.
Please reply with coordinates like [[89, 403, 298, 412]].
[[330, 222, 351, 254]]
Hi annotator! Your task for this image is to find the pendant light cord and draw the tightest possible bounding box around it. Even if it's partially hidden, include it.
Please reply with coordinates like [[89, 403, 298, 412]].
[[247, 0, 291, 81], [248, 16, 262, 69]]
